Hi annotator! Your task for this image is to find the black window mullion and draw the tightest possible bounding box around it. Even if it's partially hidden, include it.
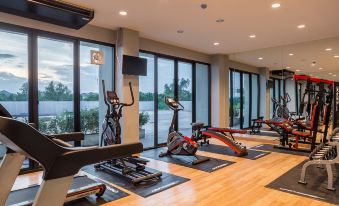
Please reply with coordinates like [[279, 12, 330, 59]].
[[229, 70, 234, 127], [174, 60, 179, 131], [154, 56, 159, 147], [73, 40, 81, 146], [257, 74, 260, 118], [27, 30, 39, 171], [249, 73, 252, 127], [192, 63, 196, 123], [208, 64, 212, 126], [28, 30, 38, 126], [240, 73, 244, 129]]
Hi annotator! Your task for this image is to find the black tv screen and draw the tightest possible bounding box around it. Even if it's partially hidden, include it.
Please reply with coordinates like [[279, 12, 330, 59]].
[[122, 55, 147, 76]]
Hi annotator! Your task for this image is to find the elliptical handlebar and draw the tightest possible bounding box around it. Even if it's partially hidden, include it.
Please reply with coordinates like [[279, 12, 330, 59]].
[[165, 96, 184, 111], [121, 82, 134, 107], [102, 80, 134, 108], [102, 80, 110, 107]]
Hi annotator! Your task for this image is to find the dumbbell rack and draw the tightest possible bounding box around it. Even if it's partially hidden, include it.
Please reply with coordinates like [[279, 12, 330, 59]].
[[298, 141, 339, 191]]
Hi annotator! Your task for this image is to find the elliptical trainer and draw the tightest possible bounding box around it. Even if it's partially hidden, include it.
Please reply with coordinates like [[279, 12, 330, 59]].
[[95, 80, 162, 185], [159, 97, 209, 165]]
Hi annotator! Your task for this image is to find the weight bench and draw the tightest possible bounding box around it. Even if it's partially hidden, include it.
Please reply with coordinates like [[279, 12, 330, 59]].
[[250, 116, 264, 134]]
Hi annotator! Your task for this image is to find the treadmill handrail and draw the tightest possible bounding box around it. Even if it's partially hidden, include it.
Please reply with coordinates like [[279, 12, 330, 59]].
[[0, 116, 143, 180]]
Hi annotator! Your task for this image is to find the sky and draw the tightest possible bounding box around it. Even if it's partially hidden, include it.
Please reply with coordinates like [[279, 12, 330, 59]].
[[0, 30, 109, 94], [0, 30, 192, 95]]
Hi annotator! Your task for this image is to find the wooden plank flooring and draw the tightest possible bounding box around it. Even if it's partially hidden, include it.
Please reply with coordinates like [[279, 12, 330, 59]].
[[12, 138, 335, 206]]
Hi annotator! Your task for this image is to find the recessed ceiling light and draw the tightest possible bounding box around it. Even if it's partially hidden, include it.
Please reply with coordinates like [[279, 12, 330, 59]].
[[249, 34, 256, 38], [271, 3, 281, 8], [258, 57, 263, 60], [333, 74, 337, 77], [289, 53, 294, 56], [177, 30, 184, 34], [326, 48, 332, 51], [319, 68, 324, 70], [296, 69, 301, 72], [329, 73, 333, 75], [119, 10, 127, 16], [200, 3, 208, 9], [216, 18, 224, 23], [334, 55, 339, 58], [213, 42, 220, 46], [297, 24, 306, 29], [286, 66, 291, 69]]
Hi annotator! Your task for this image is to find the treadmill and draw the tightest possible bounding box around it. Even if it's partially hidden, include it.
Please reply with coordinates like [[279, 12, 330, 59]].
[[6, 175, 106, 206], [0, 104, 111, 205]]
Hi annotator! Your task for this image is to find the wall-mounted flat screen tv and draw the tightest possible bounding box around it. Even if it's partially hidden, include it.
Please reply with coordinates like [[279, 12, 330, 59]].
[[122, 55, 147, 76]]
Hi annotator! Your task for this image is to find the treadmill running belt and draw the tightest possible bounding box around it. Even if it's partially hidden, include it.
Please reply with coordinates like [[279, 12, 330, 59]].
[[6, 176, 128, 206]]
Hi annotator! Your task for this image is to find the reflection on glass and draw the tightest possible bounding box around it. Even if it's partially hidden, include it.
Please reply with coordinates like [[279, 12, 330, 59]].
[[270, 87, 274, 118], [178, 62, 192, 136], [157, 58, 174, 144], [0, 30, 28, 166], [232, 71, 241, 128], [139, 53, 155, 148], [251, 74, 259, 119], [242, 73, 250, 128], [196, 63, 209, 125], [80, 41, 113, 146], [38, 37, 74, 134]]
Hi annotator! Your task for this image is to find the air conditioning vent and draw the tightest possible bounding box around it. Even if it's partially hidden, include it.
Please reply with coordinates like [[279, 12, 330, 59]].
[[0, 0, 95, 29]]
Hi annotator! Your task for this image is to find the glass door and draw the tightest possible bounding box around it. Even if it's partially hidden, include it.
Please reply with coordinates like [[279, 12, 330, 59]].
[[157, 58, 175, 145], [178, 61, 193, 136], [37, 37, 74, 134], [0, 30, 29, 168], [79, 41, 114, 146], [139, 53, 155, 148], [231, 71, 241, 128], [242, 73, 250, 128]]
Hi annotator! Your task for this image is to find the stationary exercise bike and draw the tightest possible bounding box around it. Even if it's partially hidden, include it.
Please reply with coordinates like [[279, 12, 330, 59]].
[[159, 97, 209, 165], [95, 80, 162, 185]]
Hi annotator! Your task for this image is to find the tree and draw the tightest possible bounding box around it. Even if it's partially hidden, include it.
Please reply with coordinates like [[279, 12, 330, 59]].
[[43, 81, 56, 100], [39, 81, 73, 101], [158, 78, 192, 110], [16, 82, 28, 101], [55, 82, 72, 101]]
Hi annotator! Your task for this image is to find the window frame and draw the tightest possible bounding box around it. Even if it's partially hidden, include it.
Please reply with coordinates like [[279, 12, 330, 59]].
[[0, 22, 115, 173], [139, 50, 211, 149], [229, 68, 260, 129]]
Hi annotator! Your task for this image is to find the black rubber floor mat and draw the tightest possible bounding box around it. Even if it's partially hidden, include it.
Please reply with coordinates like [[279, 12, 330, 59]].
[[7, 177, 128, 206], [251, 144, 309, 156], [82, 166, 189, 198], [198, 144, 270, 160], [142, 148, 235, 172], [266, 161, 339, 205]]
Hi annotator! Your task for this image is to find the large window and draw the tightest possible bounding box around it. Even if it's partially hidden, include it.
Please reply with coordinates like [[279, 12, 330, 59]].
[[0, 23, 114, 172], [139, 53, 155, 148], [157, 58, 175, 144], [139, 51, 211, 149], [0, 30, 28, 166], [229, 69, 260, 129], [178, 61, 193, 136], [80, 41, 114, 146], [195, 63, 210, 125], [37, 37, 74, 134]]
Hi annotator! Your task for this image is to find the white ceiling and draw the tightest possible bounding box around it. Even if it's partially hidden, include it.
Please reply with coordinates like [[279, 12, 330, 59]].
[[229, 36, 339, 81], [68, 0, 339, 54]]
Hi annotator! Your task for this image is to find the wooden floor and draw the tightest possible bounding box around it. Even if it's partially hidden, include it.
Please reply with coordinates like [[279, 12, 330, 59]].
[[13, 137, 335, 206]]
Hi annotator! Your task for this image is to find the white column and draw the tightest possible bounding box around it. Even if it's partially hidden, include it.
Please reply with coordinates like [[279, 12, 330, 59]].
[[211, 54, 228, 127], [259, 67, 270, 119], [115, 28, 140, 143]]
